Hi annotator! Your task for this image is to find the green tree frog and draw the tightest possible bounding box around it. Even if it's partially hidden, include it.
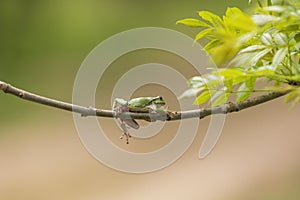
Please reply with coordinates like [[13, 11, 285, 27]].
[[113, 96, 166, 143]]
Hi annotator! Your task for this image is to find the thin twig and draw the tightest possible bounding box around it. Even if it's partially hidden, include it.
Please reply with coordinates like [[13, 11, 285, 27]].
[[0, 81, 289, 122]]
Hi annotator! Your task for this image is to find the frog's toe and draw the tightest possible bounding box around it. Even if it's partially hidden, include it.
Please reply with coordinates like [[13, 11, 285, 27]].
[[120, 132, 131, 144]]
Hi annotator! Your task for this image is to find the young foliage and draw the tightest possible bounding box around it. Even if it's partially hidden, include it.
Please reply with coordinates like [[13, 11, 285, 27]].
[[177, 0, 300, 107]]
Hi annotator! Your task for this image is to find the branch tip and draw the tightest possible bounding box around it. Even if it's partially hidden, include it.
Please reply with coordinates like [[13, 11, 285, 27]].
[[0, 81, 9, 93]]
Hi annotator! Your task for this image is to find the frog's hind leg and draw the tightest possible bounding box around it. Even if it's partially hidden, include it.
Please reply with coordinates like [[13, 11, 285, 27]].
[[119, 120, 131, 144]]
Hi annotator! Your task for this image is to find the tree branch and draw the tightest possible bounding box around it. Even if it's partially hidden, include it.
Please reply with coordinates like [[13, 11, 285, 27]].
[[171, 91, 289, 120], [0, 81, 289, 122]]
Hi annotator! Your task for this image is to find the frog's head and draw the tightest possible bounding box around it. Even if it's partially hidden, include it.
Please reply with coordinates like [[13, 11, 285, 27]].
[[149, 96, 165, 106]]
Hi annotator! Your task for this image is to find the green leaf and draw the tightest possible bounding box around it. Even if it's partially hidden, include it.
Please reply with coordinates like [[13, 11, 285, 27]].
[[189, 75, 222, 90], [212, 92, 229, 107], [179, 88, 202, 99], [210, 43, 240, 65], [195, 28, 212, 41], [257, 0, 263, 8], [285, 88, 300, 108], [236, 83, 252, 102], [204, 39, 221, 51], [250, 48, 272, 66], [287, 75, 300, 82], [236, 76, 256, 102], [273, 33, 288, 46], [272, 47, 288, 68], [294, 33, 300, 42], [264, 6, 285, 13], [194, 90, 212, 105], [205, 79, 223, 90], [284, 90, 298, 103], [288, 0, 300, 7], [254, 65, 276, 76], [239, 45, 266, 54], [261, 33, 273, 46], [252, 14, 280, 25], [198, 11, 223, 27], [267, 0, 272, 6], [291, 95, 300, 108], [246, 76, 257, 89], [215, 68, 244, 77], [294, 41, 300, 51], [232, 75, 249, 85], [176, 18, 211, 27], [280, 24, 300, 32], [188, 76, 207, 88], [225, 7, 256, 32], [224, 79, 233, 92]]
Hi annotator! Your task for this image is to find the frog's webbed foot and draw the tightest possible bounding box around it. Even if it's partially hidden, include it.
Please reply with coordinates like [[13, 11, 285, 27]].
[[120, 133, 131, 144], [119, 122, 131, 144]]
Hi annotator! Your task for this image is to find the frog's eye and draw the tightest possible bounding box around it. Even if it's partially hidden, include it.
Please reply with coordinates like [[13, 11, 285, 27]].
[[154, 96, 165, 105], [157, 96, 163, 101]]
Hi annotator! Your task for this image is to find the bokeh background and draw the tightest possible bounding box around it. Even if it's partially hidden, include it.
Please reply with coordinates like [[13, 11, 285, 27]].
[[1, 0, 300, 199]]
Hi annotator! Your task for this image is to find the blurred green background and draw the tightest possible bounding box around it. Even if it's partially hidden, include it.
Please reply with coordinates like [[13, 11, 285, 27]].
[[0, 0, 250, 123], [1, 1, 300, 200]]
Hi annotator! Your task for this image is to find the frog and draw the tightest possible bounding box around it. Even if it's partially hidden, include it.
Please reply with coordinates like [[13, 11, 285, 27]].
[[113, 96, 166, 144]]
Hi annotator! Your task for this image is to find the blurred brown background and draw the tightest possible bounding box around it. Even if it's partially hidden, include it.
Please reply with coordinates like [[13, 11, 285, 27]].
[[1, 0, 300, 199]]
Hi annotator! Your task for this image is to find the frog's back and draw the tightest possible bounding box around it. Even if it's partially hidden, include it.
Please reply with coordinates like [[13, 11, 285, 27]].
[[128, 97, 153, 107]]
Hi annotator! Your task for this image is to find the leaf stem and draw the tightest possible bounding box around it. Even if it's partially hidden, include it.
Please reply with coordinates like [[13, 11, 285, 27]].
[[204, 88, 276, 93]]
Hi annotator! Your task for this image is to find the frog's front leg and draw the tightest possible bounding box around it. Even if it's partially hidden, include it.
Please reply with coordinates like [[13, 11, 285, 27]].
[[113, 98, 139, 144], [113, 98, 129, 143], [113, 98, 128, 117], [113, 98, 140, 129]]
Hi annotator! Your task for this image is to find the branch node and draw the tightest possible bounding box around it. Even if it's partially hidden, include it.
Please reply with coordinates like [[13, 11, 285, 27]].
[[199, 109, 210, 119], [165, 111, 175, 121], [18, 92, 24, 98], [81, 106, 97, 117], [227, 101, 241, 112]]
